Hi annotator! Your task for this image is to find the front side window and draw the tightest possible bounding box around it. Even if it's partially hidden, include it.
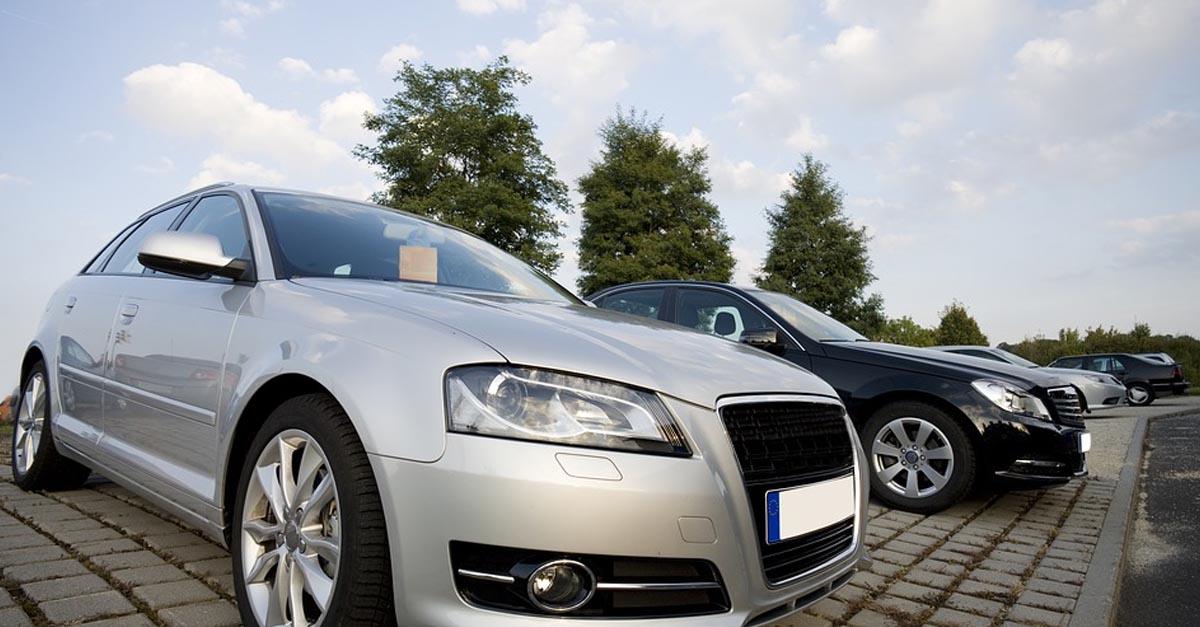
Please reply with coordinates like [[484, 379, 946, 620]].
[[1052, 357, 1084, 369], [176, 195, 251, 259], [752, 290, 866, 342], [597, 289, 665, 320], [675, 289, 776, 341], [257, 192, 577, 302], [101, 202, 188, 275]]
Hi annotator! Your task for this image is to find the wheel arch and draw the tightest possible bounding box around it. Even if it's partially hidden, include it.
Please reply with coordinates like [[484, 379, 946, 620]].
[[19, 343, 47, 388], [856, 389, 985, 453]]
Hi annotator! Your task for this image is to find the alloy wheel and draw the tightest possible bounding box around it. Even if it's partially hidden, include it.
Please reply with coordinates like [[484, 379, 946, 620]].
[[13, 372, 46, 475], [871, 417, 955, 499], [1128, 386, 1150, 404], [241, 429, 341, 627]]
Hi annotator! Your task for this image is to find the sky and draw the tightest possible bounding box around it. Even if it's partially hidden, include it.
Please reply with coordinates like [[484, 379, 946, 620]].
[[1, 0, 1198, 389]]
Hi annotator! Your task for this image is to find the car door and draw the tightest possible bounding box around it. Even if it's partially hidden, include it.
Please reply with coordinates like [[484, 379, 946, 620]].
[[55, 205, 188, 454], [102, 192, 254, 511], [670, 287, 810, 369]]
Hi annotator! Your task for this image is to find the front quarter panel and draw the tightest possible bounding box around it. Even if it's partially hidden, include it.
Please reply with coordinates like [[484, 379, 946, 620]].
[[219, 280, 505, 470]]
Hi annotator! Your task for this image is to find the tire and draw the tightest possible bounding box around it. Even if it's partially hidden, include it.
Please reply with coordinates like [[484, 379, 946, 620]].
[[1127, 383, 1155, 406], [861, 401, 976, 514], [231, 393, 394, 626], [11, 359, 92, 491]]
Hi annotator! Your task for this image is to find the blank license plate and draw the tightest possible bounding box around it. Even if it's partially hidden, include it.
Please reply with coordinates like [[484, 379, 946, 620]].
[[766, 474, 856, 544], [1080, 432, 1091, 453]]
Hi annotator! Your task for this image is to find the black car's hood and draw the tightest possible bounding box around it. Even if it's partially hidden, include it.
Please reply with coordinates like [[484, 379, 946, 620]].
[[821, 341, 1071, 390]]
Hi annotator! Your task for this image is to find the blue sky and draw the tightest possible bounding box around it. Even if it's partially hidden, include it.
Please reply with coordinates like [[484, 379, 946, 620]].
[[2, 0, 1198, 387]]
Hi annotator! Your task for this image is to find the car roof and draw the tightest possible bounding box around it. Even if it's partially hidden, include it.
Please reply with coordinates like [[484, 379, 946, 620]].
[[930, 345, 995, 351], [588, 280, 760, 299]]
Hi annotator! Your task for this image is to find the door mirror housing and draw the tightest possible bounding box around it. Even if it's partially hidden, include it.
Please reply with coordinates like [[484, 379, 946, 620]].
[[739, 328, 783, 354], [138, 231, 251, 281]]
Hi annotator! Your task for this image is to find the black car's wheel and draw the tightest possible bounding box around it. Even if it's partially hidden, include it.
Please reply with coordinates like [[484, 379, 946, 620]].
[[863, 401, 976, 514], [232, 393, 394, 626], [1127, 383, 1155, 406], [11, 359, 92, 491]]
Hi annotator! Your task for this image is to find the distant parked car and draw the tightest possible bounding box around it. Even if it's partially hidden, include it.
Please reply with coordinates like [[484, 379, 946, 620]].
[[931, 346, 1127, 412], [590, 281, 1090, 514], [1047, 353, 1190, 406]]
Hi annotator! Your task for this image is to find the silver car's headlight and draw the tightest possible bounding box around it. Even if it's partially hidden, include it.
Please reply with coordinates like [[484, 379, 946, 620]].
[[446, 366, 690, 456], [971, 379, 1052, 421]]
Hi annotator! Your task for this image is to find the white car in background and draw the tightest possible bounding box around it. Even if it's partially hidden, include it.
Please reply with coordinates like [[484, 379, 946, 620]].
[[932, 346, 1127, 413]]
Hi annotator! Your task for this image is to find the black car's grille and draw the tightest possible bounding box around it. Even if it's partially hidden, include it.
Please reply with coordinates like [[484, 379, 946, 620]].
[[1047, 386, 1085, 427], [719, 401, 856, 585]]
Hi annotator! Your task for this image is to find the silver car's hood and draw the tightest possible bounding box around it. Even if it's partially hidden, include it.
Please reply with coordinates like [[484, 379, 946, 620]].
[[293, 278, 836, 409]]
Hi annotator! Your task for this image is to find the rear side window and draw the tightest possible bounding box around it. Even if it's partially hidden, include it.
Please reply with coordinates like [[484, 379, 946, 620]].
[[84, 222, 139, 274], [597, 289, 665, 320], [1052, 357, 1083, 369], [100, 202, 188, 275], [676, 288, 777, 341]]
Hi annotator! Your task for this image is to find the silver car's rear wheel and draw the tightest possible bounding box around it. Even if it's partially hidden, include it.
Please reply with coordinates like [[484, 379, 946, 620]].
[[872, 417, 956, 499], [241, 429, 341, 627], [13, 372, 46, 475]]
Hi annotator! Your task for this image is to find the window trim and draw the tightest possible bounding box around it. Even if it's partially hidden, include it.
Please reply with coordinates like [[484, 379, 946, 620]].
[[157, 190, 257, 283], [95, 199, 195, 276]]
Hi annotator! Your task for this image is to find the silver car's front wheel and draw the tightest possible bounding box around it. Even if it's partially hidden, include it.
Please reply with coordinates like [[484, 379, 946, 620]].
[[232, 394, 393, 627], [241, 430, 341, 626], [13, 372, 46, 475]]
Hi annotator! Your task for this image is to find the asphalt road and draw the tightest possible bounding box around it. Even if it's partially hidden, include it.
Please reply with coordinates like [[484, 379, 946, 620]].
[[1116, 412, 1200, 626]]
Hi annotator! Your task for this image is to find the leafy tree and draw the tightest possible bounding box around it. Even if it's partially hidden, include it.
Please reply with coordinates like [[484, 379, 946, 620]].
[[575, 109, 735, 294], [357, 57, 570, 271], [755, 155, 881, 332], [874, 316, 937, 347], [935, 301, 989, 346]]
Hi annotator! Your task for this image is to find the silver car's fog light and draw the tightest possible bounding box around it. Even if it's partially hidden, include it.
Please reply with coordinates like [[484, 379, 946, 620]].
[[527, 560, 595, 613]]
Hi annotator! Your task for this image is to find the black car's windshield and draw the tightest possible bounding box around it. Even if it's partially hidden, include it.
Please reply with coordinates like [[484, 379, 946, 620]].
[[996, 349, 1040, 369], [258, 192, 578, 303], [753, 290, 867, 342]]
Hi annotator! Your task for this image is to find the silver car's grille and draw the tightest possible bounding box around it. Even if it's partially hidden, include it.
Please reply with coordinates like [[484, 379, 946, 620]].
[[1047, 386, 1085, 427]]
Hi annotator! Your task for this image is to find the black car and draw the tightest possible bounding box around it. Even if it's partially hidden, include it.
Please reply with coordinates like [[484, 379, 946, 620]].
[[589, 281, 1089, 513], [1047, 353, 1189, 406]]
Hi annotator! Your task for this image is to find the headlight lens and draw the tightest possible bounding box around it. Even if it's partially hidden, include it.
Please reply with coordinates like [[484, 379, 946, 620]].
[[971, 379, 1052, 421], [446, 366, 690, 456]]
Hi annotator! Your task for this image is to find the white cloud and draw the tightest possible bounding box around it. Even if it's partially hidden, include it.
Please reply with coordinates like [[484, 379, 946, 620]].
[[219, 18, 245, 37], [0, 173, 30, 186], [661, 127, 710, 153], [945, 179, 985, 210], [318, 91, 378, 146], [205, 46, 245, 70], [786, 118, 829, 151], [456, 0, 525, 16], [188, 154, 285, 188], [1110, 210, 1200, 236], [503, 4, 638, 108], [460, 44, 493, 65], [278, 57, 359, 84], [377, 43, 423, 75], [78, 130, 115, 143], [820, 25, 879, 61], [135, 156, 176, 175], [616, 0, 796, 70], [219, 0, 285, 36]]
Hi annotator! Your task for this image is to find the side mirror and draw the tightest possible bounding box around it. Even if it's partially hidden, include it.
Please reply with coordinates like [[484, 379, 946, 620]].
[[739, 328, 783, 354], [138, 231, 251, 281]]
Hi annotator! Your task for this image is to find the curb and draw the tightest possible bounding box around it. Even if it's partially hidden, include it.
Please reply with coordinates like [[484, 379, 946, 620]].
[[1069, 407, 1198, 627]]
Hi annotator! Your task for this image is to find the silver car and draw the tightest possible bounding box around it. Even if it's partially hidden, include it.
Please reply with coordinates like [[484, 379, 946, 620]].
[[11, 183, 868, 626], [932, 346, 1127, 412]]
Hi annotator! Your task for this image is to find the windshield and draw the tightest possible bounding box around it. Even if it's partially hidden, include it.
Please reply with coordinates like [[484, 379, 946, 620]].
[[258, 192, 578, 303], [995, 349, 1040, 368], [753, 290, 867, 342]]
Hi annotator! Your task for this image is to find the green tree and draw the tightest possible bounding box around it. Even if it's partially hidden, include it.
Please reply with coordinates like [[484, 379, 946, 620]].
[[575, 109, 735, 294], [357, 57, 569, 271], [935, 301, 989, 346], [874, 316, 937, 347], [755, 155, 881, 332]]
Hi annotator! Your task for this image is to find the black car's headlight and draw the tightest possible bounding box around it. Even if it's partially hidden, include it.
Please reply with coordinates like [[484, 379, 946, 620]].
[[971, 379, 1052, 421], [446, 366, 690, 456]]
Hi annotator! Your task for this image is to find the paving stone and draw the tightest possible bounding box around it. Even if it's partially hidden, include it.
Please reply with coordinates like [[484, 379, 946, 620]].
[[883, 539, 927, 555], [886, 580, 942, 604], [929, 549, 975, 565], [903, 568, 956, 589], [870, 594, 931, 618], [132, 579, 219, 609], [916, 558, 968, 576], [21, 572, 111, 602], [1025, 578, 1081, 598], [807, 597, 848, 620], [39, 590, 136, 623], [4, 558, 89, 583], [165, 542, 227, 563], [57, 527, 124, 545], [37, 517, 106, 534], [79, 612, 157, 626], [851, 570, 888, 590], [0, 533, 52, 551], [945, 592, 1006, 616], [0, 544, 68, 567], [786, 613, 833, 627], [1008, 603, 1070, 626], [968, 568, 1021, 588], [928, 607, 994, 627], [143, 531, 209, 550], [158, 599, 242, 627], [0, 588, 12, 609], [76, 538, 144, 557], [831, 583, 872, 605], [1017, 589, 1076, 612], [873, 548, 919, 566], [111, 563, 191, 587], [980, 557, 1029, 575], [1033, 566, 1086, 585], [92, 550, 166, 570], [956, 578, 1012, 597], [846, 608, 899, 627], [0, 607, 32, 627], [868, 559, 905, 577], [1039, 557, 1088, 574]]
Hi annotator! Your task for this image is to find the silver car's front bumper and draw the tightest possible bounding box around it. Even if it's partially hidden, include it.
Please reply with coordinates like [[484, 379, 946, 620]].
[[368, 396, 870, 626], [1077, 380, 1127, 410]]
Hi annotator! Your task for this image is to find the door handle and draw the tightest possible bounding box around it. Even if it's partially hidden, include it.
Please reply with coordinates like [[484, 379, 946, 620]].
[[119, 303, 139, 318], [64, 296, 77, 313]]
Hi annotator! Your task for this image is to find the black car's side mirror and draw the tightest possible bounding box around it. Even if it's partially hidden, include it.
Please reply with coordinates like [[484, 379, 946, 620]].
[[740, 328, 784, 354]]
